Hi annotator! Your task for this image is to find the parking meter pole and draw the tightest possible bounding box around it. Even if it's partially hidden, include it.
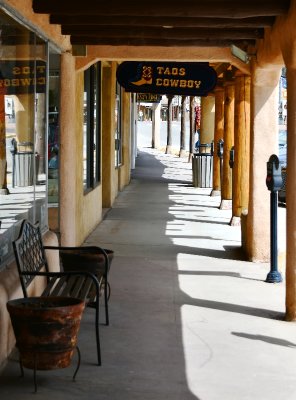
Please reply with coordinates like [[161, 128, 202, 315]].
[[217, 139, 224, 188], [265, 154, 283, 283], [266, 191, 282, 283], [10, 138, 17, 188]]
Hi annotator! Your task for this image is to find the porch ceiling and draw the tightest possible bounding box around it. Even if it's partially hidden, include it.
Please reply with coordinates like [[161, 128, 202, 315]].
[[32, 0, 290, 52]]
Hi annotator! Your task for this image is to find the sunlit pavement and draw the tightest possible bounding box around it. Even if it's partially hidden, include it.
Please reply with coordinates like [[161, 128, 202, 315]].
[[0, 146, 293, 400]]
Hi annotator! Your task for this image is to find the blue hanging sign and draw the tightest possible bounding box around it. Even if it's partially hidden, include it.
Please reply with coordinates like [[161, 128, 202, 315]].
[[117, 62, 217, 96]]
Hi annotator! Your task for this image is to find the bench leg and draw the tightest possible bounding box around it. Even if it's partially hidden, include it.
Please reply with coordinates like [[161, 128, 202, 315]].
[[72, 346, 81, 381], [95, 297, 101, 366], [103, 278, 109, 326]]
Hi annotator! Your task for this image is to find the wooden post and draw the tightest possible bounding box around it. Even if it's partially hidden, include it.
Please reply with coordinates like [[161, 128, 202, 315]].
[[166, 95, 173, 154], [286, 67, 296, 320], [220, 81, 235, 209], [152, 102, 160, 149], [188, 96, 196, 162], [200, 95, 215, 145], [0, 88, 8, 193], [179, 95, 187, 157], [230, 72, 251, 226], [211, 86, 224, 196]]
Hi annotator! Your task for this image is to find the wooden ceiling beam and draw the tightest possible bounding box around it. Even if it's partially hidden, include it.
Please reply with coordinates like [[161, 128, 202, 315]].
[[70, 37, 256, 47], [51, 15, 275, 28], [63, 27, 264, 40], [33, 0, 290, 18]]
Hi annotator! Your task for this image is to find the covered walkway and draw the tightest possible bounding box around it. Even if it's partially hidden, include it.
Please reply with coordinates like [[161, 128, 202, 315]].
[[1, 147, 295, 400]]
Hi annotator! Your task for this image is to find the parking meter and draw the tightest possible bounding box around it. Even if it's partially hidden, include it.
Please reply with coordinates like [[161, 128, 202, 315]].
[[229, 146, 235, 168], [211, 141, 214, 156], [265, 154, 283, 283], [10, 138, 17, 155], [217, 139, 224, 158], [266, 154, 283, 192]]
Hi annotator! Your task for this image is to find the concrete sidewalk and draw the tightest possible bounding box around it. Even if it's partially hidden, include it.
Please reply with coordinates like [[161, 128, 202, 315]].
[[1, 147, 295, 400]]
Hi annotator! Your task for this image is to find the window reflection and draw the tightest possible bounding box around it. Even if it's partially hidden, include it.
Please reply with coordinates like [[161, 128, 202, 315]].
[[0, 10, 47, 268], [83, 62, 101, 190], [48, 54, 60, 204]]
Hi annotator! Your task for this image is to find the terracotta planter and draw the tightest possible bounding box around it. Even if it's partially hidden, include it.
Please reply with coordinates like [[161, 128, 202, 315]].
[[60, 248, 114, 274], [7, 297, 85, 370]]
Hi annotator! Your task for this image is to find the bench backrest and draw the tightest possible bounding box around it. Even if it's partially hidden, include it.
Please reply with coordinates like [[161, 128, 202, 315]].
[[13, 220, 49, 297]]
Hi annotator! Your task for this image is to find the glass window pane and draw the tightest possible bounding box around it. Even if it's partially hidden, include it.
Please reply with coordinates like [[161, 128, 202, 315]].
[[0, 10, 47, 268], [83, 63, 101, 191], [48, 52, 60, 204]]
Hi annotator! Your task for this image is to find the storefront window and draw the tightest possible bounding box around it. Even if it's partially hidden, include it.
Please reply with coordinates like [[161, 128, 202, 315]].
[[48, 53, 60, 204], [83, 62, 101, 190], [0, 9, 48, 268]]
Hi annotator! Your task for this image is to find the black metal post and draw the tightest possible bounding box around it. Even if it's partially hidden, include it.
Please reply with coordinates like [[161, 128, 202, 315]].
[[266, 191, 282, 283]]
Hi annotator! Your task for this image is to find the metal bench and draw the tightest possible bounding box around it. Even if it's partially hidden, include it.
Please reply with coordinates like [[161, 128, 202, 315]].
[[12, 219, 111, 366]]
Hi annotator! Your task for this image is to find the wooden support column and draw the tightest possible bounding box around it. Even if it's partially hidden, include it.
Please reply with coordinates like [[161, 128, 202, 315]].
[[166, 95, 173, 154], [60, 52, 77, 245], [200, 95, 215, 145], [102, 62, 117, 207], [285, 67, 296, 320], [0, 88, 8, 194], [188, 96, 196, 162], [152, 102, 160, 149], [220, 81, 235, 209], [211, 87, 224, 196], [242, 64, 279, 259], [179, 96, 187, 157], [230, 72, 251, 226]]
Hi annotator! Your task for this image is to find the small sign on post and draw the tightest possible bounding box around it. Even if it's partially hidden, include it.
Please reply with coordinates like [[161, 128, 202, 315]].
[[137, 93, 162, 103]]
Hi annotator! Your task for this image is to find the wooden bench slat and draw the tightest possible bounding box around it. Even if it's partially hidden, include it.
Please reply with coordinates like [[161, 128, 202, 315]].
[[79, 277, 95, 300], [50, 275, 69, 296], [41, 276, 60, 296]]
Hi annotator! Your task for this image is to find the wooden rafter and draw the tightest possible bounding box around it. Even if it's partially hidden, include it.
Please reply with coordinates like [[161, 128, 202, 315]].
[[32, 0, 290, 49], [51, 16, 275, 28], [33, 0, 289, 18], [70, 37, 256, 47], [63, 27, 264, 40]]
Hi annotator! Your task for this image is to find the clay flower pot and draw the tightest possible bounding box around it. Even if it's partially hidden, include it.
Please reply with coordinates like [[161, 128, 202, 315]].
[[7, 297, 85, 370]]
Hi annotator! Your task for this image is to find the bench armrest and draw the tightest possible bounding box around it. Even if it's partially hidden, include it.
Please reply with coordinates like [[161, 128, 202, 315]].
[[44, 246, 111, 275]]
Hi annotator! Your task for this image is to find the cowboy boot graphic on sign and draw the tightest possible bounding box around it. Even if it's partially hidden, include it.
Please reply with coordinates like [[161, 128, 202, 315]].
[[131, 65, 153, 86]]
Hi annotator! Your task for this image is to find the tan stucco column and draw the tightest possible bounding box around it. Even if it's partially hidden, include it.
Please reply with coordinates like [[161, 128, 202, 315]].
[[102, 62, 117, 207], [230, 72, 251, 226], [242, 64, 279, 257], [166, 95, 173, 154], [188, 96, 196, 161], [119, 90, 131, 190], [211, 87, 224, 196], [152, 102, 161, 149], [220, 81, 235, 210], [179, 96, 187, 157], [200, 95, 215, 145], [60, 52, 77, 245], [285, 67, 296, 320]]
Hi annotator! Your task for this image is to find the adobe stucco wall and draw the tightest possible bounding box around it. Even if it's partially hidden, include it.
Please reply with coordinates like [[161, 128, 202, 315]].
[[2, 0, 70, 52], [119, 90, 132, 190], [75, 71, 103, 245], [101, 62, 118, 208]]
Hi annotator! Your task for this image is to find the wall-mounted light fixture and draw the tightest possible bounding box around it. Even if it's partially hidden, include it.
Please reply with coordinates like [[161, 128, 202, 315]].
[[231, 45, 250, 64]]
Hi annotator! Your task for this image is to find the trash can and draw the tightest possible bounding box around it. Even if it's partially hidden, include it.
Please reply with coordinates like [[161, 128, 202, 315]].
[[192, 143, 213, 188], [12, 142, 35, 187]]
